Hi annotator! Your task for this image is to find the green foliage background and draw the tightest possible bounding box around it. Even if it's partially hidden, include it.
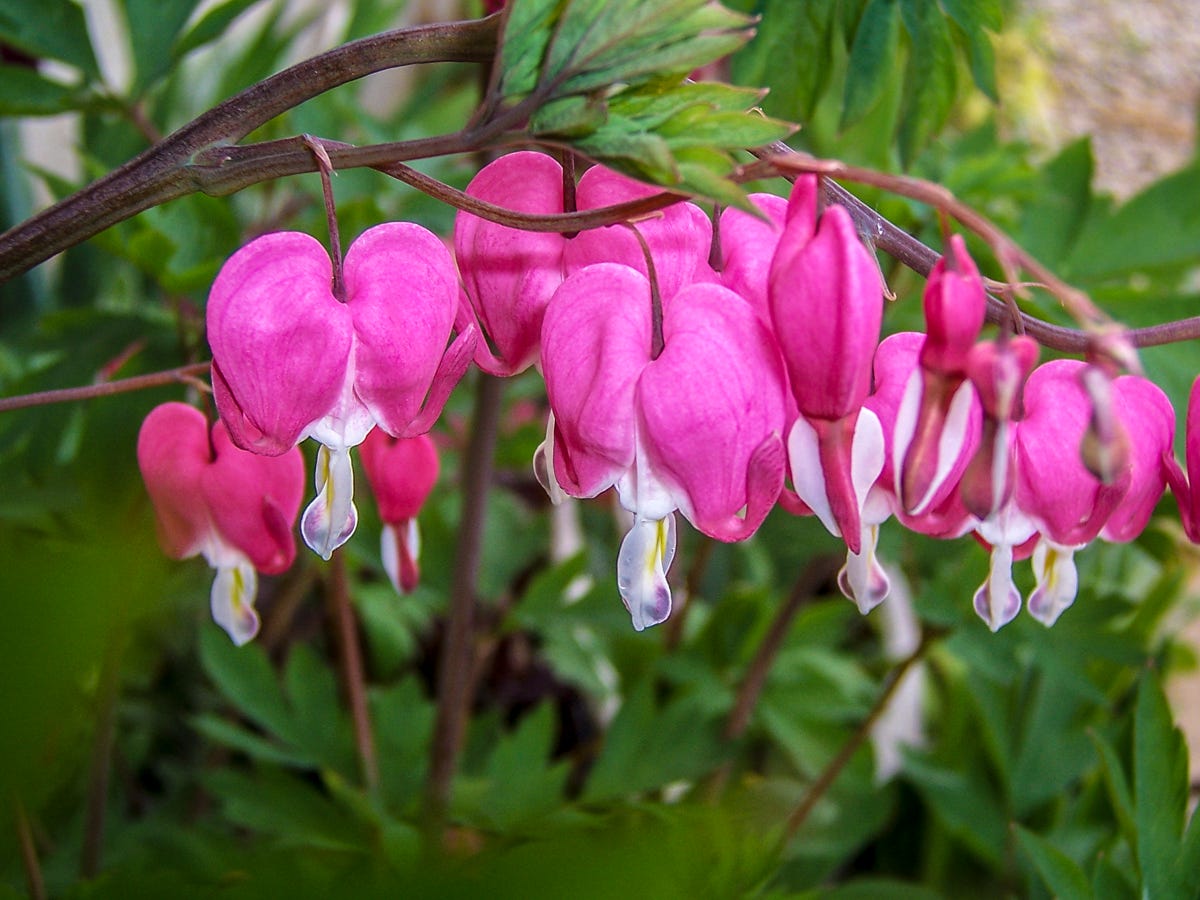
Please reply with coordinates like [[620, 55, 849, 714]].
[[1, 0, 1199, 897]]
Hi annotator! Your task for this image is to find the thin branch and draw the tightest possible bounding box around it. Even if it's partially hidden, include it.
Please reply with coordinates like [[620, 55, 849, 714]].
[[724, 555, 841, 742], [328, 550, 380, 797], [425, 373, 505, 837], [0, 362, 211, 414], [783, 630, 935, 841], [0, 16, 500, 283]]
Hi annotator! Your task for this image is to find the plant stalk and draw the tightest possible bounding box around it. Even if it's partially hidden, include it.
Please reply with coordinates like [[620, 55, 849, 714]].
[[328, 550, 380, 796], [425, 373, 504, 837]]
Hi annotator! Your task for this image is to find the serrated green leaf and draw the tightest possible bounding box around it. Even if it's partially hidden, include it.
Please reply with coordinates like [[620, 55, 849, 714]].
[[477, 704, 569, 829], [675, 150, 754, 211], [498, 0, 561, 98], [948, 13, 997, 101], [1134, 671, 1190, 899], [841, 0, 901, 129], [575, 127, 679, 184], [607, 78, 766, 129], [0, 0, 99, 76], [0, 64, 83, 115], [529, 93, 609, 137], [172, 0, 264, 61], [897, 0, 957, 166], [1014, 826, 1092, 900], [658, 108, 793, 149]]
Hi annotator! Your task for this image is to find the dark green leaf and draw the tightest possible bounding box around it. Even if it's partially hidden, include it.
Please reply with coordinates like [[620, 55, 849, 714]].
[[478, 704, 570, 829], [1089, 729, 1136, 849], [199, 624, 294, 741], [0, 64, 83, 115], [1014, 826, 1092, 900], [841, 0, 901, 129], [529, 94, 609, 138], [730, 0, 837, 122], [896, 0, 957, 166], [1134, 670, 1189, 898], [0, 0, 99, 76]]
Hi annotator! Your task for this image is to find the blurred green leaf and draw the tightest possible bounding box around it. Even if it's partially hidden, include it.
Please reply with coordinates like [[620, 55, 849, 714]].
[[731, 0, 837, 122], [1015, 825, 1092, 900], [896, 0, 957, 167], [840, 0, 900, 129], [0, 65, 85, 115], [172, 0, 265, 61], [1134, 670, 1191, 899], [0, 0, 99, 76]]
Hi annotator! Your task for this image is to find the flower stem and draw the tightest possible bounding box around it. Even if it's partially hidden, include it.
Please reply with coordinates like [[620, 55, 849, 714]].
[[783, 629, 935, 841], [14, 801, 45, 900], [424, 373, 505, 838], [328, 549, 379, 797], [0, 17, 499, 283]]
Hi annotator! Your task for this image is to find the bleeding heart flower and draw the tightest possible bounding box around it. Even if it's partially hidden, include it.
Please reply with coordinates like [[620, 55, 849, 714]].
[[455, 151, 567, 376], [207, 222, 475, 560], [718, 192, 788, 325], [137, 402, 305, 645], [359, 430, 440, 594], [1166, 375, 1200, 541], [538, 263, 787, 630], [769, 175, 887, 611]]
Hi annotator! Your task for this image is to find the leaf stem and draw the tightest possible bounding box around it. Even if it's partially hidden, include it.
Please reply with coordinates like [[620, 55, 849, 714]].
[[424, 373, 505, 838], [80, 634, 123, 878], [783, 629, 935, 841], [328, 549, 379, 797]]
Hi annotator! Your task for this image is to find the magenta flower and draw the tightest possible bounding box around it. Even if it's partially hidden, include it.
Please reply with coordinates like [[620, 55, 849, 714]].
[[894, 236, 988, 516], [455, 151, 567, 376], [360, 430, 440, 594], [717, 192, 788, 324], [538, 263, 787, 630], [137, 402, 305, 645], [768, 175, 887, 611], [1167, 375, 1200, 541], [206, 222, 474, 560]]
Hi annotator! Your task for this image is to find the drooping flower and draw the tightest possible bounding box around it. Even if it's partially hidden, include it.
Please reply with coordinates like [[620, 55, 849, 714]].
[[359, 430, 440, 594], [538, 263, 787, 630], [137, 402, 305, 645], [894, 235, 988, 516], [207, 222, 474, 560], [717, 192, 788, 324], [768, 175, 887, 612], [455, 151, 567, 376], [1166, 375, 1200, 541]]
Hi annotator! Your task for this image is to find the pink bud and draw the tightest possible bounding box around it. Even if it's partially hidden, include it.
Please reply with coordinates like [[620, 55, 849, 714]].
[[919, 235, 986, 376], [360, 430, 440, 594]]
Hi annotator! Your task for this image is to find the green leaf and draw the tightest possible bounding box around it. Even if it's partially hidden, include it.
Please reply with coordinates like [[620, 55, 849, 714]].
[[0, 0, 99, 76], [1134, 670, 1190, 899], [498, 0, 562, 98], [1014, 826, 1092, 900], [896, 0, 957, 166], [1018, 138, 1094, 269], [199, 624, 293, 741], [1088, 729, 1136, 850], [529, 94, 609, 137], [124, 0, 201, 91], [172, 0, 264, 61], [477, 704, 570, 829], [841, 0, 901, 130], [730, 0, 837, 122], [1065, 164, 1200, 281], [0, 64, 84, 115], [191, 713, 317, 768]]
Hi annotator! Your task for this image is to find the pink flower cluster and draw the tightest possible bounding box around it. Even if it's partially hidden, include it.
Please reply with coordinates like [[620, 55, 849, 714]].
[[139, 150, 1200, 643]]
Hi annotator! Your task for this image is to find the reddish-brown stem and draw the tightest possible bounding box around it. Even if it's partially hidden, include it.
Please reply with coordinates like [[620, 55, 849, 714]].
[[303, 136, 345, 302], [725, 555, 841, 741], [327, 550, 379, 796], [0, 362, 211, 414], [620, 223, 665, 359], [14, 802, 46, 900], [783, 630, 934, 841], [425, 373, 505, 837]]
